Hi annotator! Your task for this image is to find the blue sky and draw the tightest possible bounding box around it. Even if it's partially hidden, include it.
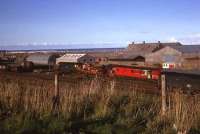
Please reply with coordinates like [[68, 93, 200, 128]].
[[0, 0, 200, 47]]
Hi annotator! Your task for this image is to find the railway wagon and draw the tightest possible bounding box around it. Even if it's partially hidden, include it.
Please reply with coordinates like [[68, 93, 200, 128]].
[[108, 65, 161, 80]]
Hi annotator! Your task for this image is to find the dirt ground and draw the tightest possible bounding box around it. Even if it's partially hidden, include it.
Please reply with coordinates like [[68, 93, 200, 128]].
[[0, 71, 159, 93], [165, 73, 200, 93]]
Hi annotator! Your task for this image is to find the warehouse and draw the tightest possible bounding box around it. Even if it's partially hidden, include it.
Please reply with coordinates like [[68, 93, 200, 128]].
[[126, 41, 182, 55], [26, 53, 58, 66], [107, 54, 145, 66], [88, 53, 108, 64], [56, 53, 104, 73], [56, 53, 97, 64], [105, 41, 182, 67], [146, 45, 200, 70]]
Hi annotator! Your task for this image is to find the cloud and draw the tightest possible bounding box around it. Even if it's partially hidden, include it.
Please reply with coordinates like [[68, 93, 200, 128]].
[[168, 37, 178, 42], [167, 33, 200, 44], [180, 33, 200, 44]]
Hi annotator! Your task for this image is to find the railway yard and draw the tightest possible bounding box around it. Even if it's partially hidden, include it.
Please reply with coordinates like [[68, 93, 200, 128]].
[[1, 1, 200, 132], [0, 42, 200, 134], [0, 41, 200, 94]]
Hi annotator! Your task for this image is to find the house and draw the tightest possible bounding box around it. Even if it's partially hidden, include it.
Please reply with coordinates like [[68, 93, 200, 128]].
[[146, 45, 200, 70]]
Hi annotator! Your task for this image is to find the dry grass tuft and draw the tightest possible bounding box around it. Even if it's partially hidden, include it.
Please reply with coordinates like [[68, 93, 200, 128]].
[[0, 74, 200, 133]]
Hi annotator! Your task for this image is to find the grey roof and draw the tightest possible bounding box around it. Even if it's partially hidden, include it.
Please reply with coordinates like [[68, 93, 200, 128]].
[[109, 52, 144, 60], [26, 53, 57, 65], [126, 42, 182, 54], [129, 42, 182, 46], [170, 45, 200, 53]]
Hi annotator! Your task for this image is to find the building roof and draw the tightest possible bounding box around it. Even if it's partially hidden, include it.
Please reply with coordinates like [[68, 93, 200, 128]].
[[56, 53, 86, 64], [87, 52, 109, 58], [26, 53, 57, 65], [169, 45, 200, 54], [126, 42, 182, 54], [109, 52, 145, 60], [108, 42, 181, 60]]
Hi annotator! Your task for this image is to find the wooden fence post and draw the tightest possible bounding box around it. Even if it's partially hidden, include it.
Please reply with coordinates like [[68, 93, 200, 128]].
[[161, 74, 167, 115], [52, 66, 60, 113], [55, 73, 59, 97]]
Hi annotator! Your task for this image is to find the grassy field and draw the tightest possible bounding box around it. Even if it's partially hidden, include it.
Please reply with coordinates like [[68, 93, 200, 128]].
[[0, 72, 200, 134]]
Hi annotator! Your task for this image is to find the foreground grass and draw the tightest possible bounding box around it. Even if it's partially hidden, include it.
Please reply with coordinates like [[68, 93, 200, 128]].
[[0, 74, 200, 134]]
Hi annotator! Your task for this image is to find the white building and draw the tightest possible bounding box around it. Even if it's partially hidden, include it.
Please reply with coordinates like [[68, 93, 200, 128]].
[[56, 53, 96, 64]]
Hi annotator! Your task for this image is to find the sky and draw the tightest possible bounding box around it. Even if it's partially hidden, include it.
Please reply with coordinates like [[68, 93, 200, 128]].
[[0, 0, 200, 48]]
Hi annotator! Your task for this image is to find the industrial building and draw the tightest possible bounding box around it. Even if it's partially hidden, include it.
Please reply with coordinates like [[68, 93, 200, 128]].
[[56, 53, 98, 64], [26, 53, 58, 66], [146, 45, 200, 70], [126, 41, 182, 55], [106, 41, 182, 67], [88, 53, 108, 64], [107, 54, 145, 66]]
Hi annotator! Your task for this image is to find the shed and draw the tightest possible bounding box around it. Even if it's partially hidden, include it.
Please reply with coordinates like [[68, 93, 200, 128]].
[[88, 53, 108, 63], [126, 41, 182, 55], [146, 45, 200, 70], [56, 53, 96, 64], [146, 46, 182, 64], [169, 45, 200, 54], [106, 53, 146, 66], [26, 53, 58, 66], [109, 54, 145, 62]]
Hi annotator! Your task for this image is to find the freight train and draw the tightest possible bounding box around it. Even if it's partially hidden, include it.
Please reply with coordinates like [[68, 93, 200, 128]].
[[79, 64, 161, 80], [1, 56, 161, 80]]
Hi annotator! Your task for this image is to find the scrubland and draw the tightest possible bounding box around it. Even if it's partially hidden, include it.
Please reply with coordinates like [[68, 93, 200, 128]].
[[0, 73, 200, 134]]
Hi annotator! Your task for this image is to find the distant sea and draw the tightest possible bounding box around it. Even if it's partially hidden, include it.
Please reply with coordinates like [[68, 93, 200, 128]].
[[0, 44, 125, 53]]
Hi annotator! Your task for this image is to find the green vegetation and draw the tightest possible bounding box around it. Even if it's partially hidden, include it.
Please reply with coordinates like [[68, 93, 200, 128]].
[[0, 74, 200, 134]]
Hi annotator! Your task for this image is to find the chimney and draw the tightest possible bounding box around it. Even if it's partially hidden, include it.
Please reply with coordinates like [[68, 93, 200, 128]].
[[143, 41, 145, 44], [158, 41, 162, 48]]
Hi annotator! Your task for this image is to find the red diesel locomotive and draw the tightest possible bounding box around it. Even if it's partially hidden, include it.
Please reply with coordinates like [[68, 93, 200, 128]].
[[77, 64, 161, 80], [107, 65, 161, 80]]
